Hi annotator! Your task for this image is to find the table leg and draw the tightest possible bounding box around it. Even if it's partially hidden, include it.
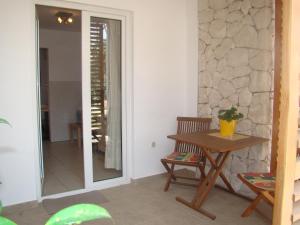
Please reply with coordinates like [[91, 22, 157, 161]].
[[77, 126, 82, 149], [69, 124, 73, 142], [194, 151, 230, 208], [175, 150, 231, 220], [204, 150, 235, 193], [176, 196, 216, 220]]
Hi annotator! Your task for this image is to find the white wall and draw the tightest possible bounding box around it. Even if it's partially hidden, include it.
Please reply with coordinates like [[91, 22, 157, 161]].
[[0, 0, 38, 206], [40, 29, 82, 142], [0, 0, 198, 205]]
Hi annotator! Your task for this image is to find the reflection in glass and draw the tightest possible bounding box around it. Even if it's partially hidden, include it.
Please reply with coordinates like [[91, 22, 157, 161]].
[[90, 17, 122, 182]]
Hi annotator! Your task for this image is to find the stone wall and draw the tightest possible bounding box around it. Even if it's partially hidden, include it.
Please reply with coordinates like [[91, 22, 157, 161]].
[[198, 0, 274, 195]]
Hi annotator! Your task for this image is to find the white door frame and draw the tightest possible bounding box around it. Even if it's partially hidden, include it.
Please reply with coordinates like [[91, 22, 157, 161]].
[[33, 0, 133, 201]]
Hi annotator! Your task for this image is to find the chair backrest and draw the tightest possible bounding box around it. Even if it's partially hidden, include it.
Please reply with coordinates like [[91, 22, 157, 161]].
[[175, 117, 212, 153]]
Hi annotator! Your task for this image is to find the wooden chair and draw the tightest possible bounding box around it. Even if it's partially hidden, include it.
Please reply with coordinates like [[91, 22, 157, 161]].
[[238, 147, 300, 217], [238, 172, 275, 217], [161, 117, 212, 191]]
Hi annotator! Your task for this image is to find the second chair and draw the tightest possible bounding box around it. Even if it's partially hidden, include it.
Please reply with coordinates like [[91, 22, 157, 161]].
[[161, 117, 212, 191]]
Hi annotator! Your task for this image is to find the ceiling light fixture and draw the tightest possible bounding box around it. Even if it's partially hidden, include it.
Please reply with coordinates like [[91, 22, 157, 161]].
[[55, 12, 74, 24]]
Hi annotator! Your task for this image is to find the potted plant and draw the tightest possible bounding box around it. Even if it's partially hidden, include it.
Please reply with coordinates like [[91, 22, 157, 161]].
[[218, 107, 243, 137]]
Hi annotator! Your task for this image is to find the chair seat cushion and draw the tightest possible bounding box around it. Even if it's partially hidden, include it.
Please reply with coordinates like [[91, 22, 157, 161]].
[[164, 152, 201, 163], [239, 172, 275, 191]]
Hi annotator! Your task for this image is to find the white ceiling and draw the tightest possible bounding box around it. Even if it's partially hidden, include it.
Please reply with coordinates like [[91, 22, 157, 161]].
[[36, 5, 81, 32]]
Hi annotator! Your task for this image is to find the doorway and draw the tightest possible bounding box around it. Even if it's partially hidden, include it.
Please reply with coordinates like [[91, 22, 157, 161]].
[[36, 3, 128, 198], [37, 5, 84, 196]]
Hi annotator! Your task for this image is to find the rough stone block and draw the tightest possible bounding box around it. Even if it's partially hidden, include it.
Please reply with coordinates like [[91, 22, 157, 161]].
[[199, 40, 206, 55], [198, 0, 209, 11], [198, 103, 212, 117], [198, 88, 209, 103], [254, 124, 272, 138], [257, 28, 273, 50], [199, 9, 214, 24], [253, 7, 272, 29], [232, 66, 252, 78], [249, 50, 272, 71], [229, 94, 239, 105], [209, 0, 228, 10], [215, 38, 234, 59], [219, 98, 232, 108], [250, 0, 266, 8], [237, 119, 252, 132], [199, 71, 213, 87], [209, 89, 222, 107], [229, 1, 242, 12], [207, 59, 218, 73], [218, 79, 235, 98], [249, 71, 271, 92], [231, 156, 247, 173], [199, 30, 212, 44], [238, 88, 252, 106], [241, 0, 252, 15], [214, 8, 229, 20], [233, 25, 258, 48], [226, 48, 249, 67], [209, 19, 227, 38], [248, 93, 271, 124], [227, 22, 243, 37], [232, 76, 250, 88], [227, 11, 244, 22]]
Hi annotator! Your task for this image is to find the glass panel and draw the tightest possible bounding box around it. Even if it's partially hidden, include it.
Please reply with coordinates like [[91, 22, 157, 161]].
[[90, 17, 122, 182]]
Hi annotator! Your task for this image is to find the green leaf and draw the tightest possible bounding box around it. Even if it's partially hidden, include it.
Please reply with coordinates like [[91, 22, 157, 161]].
[[217, 106, 244, 122], [45, 204, 112, 225], [0, 216, 18, 225], [0, 118, 11, 127]]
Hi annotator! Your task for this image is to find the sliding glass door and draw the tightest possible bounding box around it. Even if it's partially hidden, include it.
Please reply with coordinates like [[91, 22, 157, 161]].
[[82, 11, 124, 188]]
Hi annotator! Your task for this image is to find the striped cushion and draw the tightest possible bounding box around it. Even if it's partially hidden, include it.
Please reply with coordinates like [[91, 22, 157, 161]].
[[239, 172, 275, 191], [165, 152, 201, 163]]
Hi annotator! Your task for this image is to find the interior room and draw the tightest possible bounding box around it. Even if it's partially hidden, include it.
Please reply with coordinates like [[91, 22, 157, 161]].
[[37, 5, 122, 196], [37, 5, 84, 196], [0, 0, 299, 225]]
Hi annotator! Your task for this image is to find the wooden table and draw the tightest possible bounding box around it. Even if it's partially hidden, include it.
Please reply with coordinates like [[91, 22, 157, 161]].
[[167, 130, 269, 220]]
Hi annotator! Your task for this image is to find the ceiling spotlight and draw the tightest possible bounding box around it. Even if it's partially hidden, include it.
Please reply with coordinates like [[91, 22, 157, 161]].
[[67, 17, 73, 23], [57, 17, 63, 24], [55, 12, 74, 24]]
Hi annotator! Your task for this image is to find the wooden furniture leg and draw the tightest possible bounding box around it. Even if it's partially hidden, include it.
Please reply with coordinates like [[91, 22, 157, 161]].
[[261, 191, 274, 205], [194, 151, 230, 208], [69, 124, 74, 142], [175, 151, 231, 220], [238, 173, 275, 217], [77, 125, 82, 149], [164, 163, 175, 191], [204, 150, 235, 193], [175, 197, 216, 220], [242, 194, 264, 217], [161, 160, 177, 191]]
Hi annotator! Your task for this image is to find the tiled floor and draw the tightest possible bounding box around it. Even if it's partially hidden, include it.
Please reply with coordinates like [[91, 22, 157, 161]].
[[3, 172, 271, 225], [93, 152, 122, 182], [42, 141, 122, 196], [42, 141, 84, 196]]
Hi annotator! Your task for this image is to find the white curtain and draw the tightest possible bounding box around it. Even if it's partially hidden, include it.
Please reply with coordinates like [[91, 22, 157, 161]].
[[104, 20, 122, 170]]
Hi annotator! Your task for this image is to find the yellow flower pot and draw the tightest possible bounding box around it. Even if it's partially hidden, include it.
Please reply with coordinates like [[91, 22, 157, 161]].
[[219, 119, 237, 137]]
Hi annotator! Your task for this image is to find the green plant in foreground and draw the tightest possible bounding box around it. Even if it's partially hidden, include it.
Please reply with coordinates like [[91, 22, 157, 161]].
[[0, 216, 17, 225], [0, 204, 112, 225], [218, 107, 244, 122], [0, 117, 10, 218], [0, 118, 10, 127]]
